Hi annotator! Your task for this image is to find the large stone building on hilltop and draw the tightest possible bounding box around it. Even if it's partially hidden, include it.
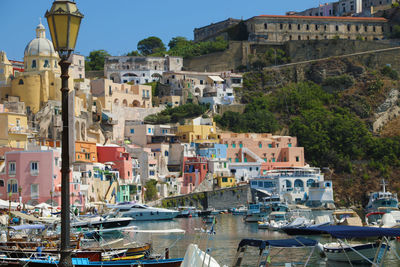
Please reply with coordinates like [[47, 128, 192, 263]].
[[246, 15, 387, 43]]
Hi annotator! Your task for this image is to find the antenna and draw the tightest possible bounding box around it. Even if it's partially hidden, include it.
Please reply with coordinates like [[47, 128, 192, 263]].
[[381, 179, 387, 193]]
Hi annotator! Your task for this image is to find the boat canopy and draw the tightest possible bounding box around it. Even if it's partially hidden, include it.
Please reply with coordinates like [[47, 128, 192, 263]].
[[9, 224, 46, 230], [237, 237, 318, 250], [305, 225, 400, 238]]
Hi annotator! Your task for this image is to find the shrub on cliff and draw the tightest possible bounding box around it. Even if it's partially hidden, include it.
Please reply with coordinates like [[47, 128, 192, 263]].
[[323, 74, 354, 92]]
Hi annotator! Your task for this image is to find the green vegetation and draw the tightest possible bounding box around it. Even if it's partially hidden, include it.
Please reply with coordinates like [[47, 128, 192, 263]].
[[215, 95, 279, 133], [381, 65, 399, 80], [137, 36, 166, 56], [144, 180, 158, 201], [323, 74, 354, 92], [216, 80, 400, 173], [144, 103, 209, 124], [85, 49, 110, 71], [167, 36, 228, 58]]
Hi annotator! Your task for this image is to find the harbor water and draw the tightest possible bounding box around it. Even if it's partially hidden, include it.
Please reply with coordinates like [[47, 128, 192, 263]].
[[130, 214, 400, 266]]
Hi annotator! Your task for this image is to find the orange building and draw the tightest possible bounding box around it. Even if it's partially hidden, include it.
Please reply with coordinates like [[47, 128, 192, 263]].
[[75, 141, 98, 163]]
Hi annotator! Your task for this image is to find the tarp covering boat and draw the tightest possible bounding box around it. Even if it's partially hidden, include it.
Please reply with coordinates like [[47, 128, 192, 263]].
[[237, 237, 318, 250], [305, 225, 400, 238], [11, 211, 46, 222], [9, 224, 46, 230]]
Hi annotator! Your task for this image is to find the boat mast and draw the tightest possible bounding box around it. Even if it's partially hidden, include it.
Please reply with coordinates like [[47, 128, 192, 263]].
[[381, 179, 387, 193]]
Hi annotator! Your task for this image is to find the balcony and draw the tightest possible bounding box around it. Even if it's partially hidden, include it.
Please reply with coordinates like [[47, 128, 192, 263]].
[[8, 126, 28, 135]]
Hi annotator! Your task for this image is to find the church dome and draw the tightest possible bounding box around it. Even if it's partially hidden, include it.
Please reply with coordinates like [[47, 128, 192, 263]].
[[24, 23, 58, 57]]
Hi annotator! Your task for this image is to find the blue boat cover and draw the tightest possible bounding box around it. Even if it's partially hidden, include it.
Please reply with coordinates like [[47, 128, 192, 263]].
[[9, 224, 45, 230], [238, 237, 318, 250], [304, 225, 400, 238]]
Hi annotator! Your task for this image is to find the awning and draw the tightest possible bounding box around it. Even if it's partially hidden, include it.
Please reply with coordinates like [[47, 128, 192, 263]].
[[11, 211, 42, 222], [305, 225, 400, 238], [102, 111, 115, 121], [237, 237, 318, 249], [208, 76, 224, 82]]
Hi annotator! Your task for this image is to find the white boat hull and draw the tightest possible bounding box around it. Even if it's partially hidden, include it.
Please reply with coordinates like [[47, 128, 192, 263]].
[[324, 242, 387, 263]]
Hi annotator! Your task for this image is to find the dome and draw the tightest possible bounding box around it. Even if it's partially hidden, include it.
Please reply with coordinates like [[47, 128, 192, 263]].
[[24, 23, 58, 58]]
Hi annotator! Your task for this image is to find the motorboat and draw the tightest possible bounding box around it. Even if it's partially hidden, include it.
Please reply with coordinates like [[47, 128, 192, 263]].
[[232, 237, 319, 266], [232, 206, 248, 215], [181, 244, 220, 267], [176, 206, 199, 218], [109, 203, 179, 221], [258, 211, 288, 231], [71, 215, 134, 229], [366, 180, 399, 214], [323, 241, 388, 263], [281, 215, 332, 235], [332, 209, 362, 226]]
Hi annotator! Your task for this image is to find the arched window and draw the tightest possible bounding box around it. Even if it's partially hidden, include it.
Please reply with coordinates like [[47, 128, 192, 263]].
[[294, 179, 304, 188], [306, 179, 315, 187], [7, 179, 18, 193], [285, 180, 292, 188], [32, 60, 36, 68], [44, 60, 50, 68], [18, 79, 24, 85]]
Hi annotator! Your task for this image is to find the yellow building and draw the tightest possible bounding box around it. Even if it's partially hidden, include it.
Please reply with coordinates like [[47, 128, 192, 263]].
[[0, 51, 14, 86], [176, 117, 219, 143], [5, 23, 71, 114], [0, 112, 29, 148], [215, 176, 236, 188]]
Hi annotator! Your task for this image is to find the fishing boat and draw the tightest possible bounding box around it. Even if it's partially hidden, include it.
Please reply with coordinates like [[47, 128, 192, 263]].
[[243, 203, 266, 223], [176, 206, 199, 218], [108, 203, 179, 221], [366, 180, 399, 214]]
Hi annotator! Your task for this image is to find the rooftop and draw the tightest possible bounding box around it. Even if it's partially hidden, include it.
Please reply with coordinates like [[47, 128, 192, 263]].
[[253, 15, 387, 22]]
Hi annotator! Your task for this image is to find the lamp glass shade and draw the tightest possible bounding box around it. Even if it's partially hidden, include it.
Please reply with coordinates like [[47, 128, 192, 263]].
[[45, 1, 83, 54]]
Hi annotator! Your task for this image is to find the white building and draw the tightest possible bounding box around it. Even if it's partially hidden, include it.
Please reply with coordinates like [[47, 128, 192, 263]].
[[104, 55, 183, 85]]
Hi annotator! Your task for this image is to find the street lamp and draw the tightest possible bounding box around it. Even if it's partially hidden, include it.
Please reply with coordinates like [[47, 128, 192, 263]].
[[45, 1, 83, 266], [18, 186, 22, 206], [7, 191, 12, 241], [50, 190, 53, 213]]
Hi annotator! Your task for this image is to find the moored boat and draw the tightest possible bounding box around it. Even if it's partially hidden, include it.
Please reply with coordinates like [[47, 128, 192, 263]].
[[108, 203, 179, 221], [366, 180, 399, 214], [323, 242, 388, 263]]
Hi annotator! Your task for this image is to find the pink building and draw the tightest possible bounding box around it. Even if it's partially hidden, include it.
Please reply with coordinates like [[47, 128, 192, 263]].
[[97, 145, 132, 181], [181, 156, 208, 194], [0, 150, 82, 207], [219, 133, 304, 167]]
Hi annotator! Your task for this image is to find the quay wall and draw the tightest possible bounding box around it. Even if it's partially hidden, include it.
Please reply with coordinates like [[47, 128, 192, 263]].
[[161, 185, 251, 210]]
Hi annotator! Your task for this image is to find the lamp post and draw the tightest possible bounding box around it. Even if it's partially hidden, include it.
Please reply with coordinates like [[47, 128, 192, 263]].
[[7, 191, 12, 241], [45, 1, 83, 266]]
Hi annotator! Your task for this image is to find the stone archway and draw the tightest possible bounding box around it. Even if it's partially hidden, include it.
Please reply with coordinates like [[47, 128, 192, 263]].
[[132, 100, 141, 107]]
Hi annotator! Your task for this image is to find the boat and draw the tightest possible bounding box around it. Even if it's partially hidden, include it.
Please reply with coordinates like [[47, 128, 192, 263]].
[[71, 215, 134, 229], [257, 211, 288, 231], [323, 241, 387, 263], [176, 206, 199, 218], [231, 206, 247, 215], [202, 215, 215, 224], [108, 203, 179, 221], [181, 244, 220, 267], [332, 209, 362, 226], [21, 257, 184, 267], [232, 237, 320, 266], [304, 225, 400, 265], [366, 180, 399, 214], [243, 203, 266, 223], [281, 215, 332, 235]]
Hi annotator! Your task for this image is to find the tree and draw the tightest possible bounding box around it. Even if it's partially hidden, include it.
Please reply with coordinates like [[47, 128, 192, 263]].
[[126, 50, 140, 56], [168, 36, 190, 49], [85, 50, 110, 71], [137, 36, 166, 56], [144, 180, 158, 201]]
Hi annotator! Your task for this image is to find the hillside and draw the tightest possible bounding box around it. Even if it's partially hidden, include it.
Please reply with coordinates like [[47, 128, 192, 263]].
[[215, 57, 400, 207]]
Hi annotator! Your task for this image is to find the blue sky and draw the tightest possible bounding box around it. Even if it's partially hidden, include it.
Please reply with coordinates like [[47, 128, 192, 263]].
[[1, 0, 320, 60]]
